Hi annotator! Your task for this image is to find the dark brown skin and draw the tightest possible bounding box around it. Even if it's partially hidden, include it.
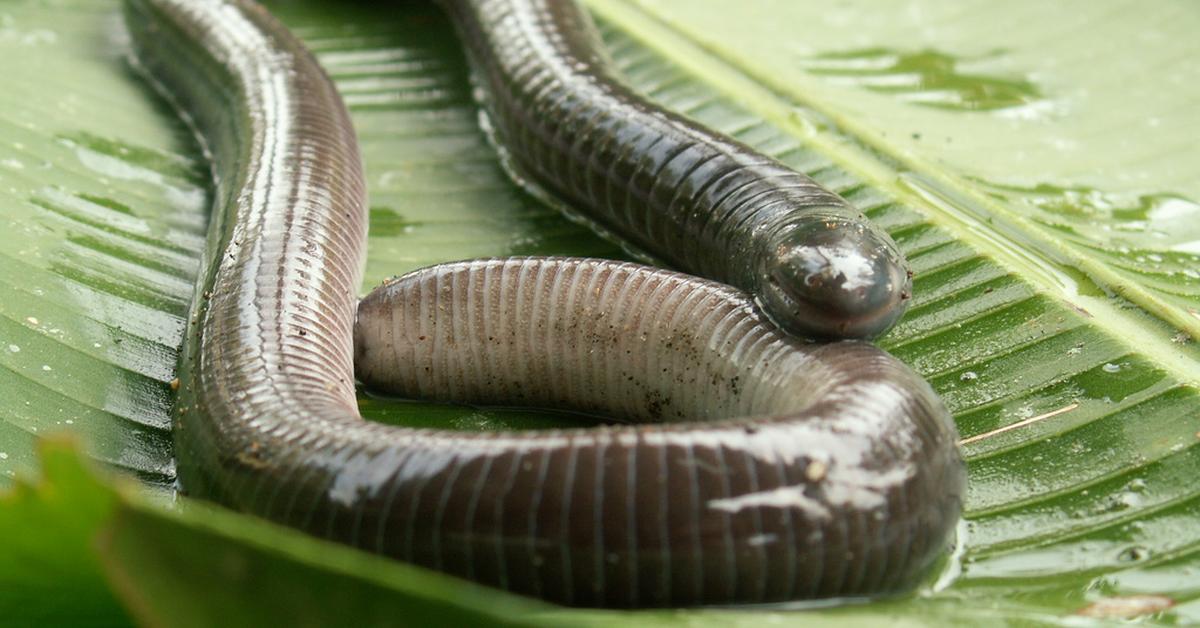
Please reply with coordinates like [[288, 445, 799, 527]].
[[439, 0, 913, 340], [127, 0, 964, 608]]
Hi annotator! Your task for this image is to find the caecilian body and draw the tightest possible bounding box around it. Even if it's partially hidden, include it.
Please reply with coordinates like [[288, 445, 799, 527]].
[[440, 0, 913, 340], [125, 0, 964, 608]]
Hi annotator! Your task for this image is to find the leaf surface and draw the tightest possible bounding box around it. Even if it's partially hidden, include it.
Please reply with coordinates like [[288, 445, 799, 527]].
[[0, 0, 1196, 624]]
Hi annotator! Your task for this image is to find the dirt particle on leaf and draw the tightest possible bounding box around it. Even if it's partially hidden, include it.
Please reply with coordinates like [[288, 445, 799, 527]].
[[1075, 595, 1175, 619]]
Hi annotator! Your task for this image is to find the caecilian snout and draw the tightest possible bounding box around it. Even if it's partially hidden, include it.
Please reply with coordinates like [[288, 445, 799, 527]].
[[758, 215, 911, 339]]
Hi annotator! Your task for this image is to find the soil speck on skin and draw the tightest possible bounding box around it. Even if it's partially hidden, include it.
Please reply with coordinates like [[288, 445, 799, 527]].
[[805, 459, 827, 482]]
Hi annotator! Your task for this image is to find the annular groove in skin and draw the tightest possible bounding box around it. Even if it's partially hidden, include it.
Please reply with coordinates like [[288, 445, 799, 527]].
[[438, 0, 913, 340], [126, 0, 965, 608]]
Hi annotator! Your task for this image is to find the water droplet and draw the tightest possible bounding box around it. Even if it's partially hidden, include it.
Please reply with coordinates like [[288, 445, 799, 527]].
[[1116, 546, 1150, 562], [1109, 492, 1141, 511], [7, 344, 18, 353], [41, 365, 51, 372], [960, 371, 978, 382], [0, 452, 7, 460], [25, 316, 37, 325], [1102, 362, 1121, 373]]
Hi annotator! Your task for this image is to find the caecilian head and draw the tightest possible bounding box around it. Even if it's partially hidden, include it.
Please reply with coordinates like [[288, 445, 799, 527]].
[[756, 214, 912, 340]]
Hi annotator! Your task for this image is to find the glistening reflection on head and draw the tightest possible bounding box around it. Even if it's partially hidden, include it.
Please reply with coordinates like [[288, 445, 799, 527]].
[[756, 213, 912, 339]]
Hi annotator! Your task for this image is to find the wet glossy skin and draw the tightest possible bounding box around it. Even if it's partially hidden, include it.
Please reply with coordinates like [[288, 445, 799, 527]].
[[126, 0, 964, 608], [440, 0, 912, 340]]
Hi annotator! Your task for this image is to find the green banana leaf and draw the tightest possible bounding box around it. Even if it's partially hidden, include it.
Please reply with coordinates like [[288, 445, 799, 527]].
[[1, 0, 1197, 625]]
